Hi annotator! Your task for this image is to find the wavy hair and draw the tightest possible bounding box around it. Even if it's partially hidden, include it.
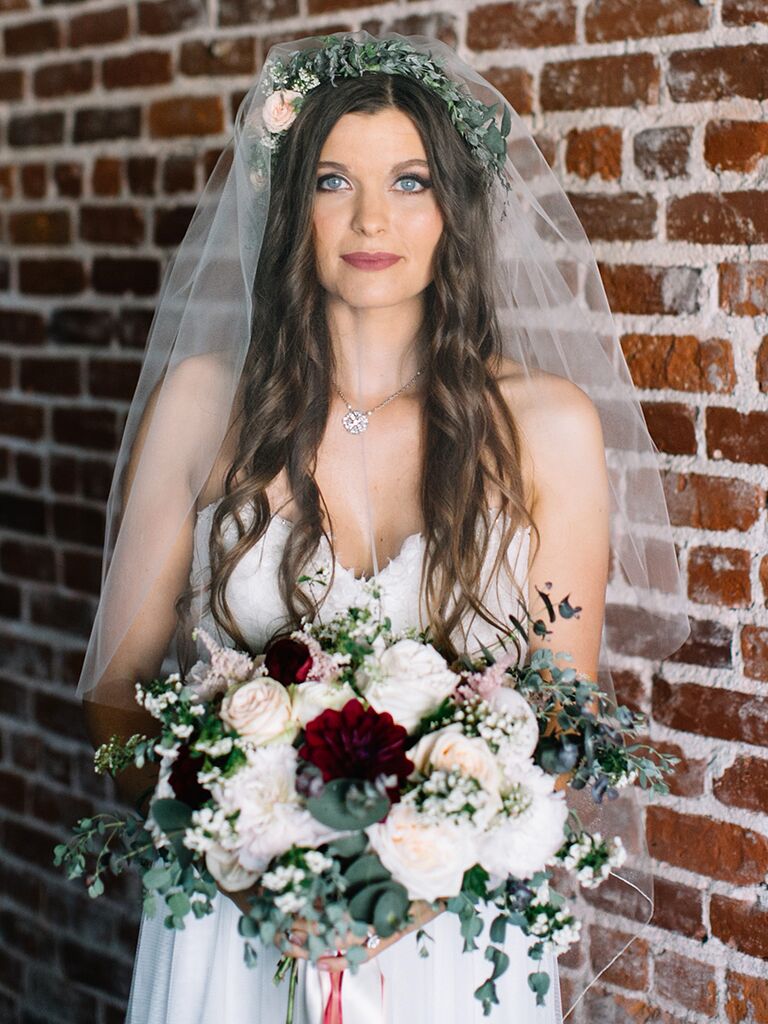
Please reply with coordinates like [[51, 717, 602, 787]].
[[184, 71, 538, 666]]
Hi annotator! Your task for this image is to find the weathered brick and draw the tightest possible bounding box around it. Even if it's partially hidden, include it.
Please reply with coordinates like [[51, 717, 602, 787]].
[[541, 53, 659, 111], [688, 545, 751, 607], [711, 895, 768, 959], [641, 401, 697, 455], [653, 675, 768, 747], [725, 969, 768, 1024], [651, 877, 706, 940], [706, 407, 768, 467], [719, 260, 768, 316], [597, 263, 700, 315], [668, 44, 768, 102], [662, 471, 760, 531], [622, 334, 735, 393], [669, 191, 768, 245], [102, 50, 173, 90], [589, 924, 648, 989], [742, 626, 768, 682], [33, 59, 94, 99], [654, 951, 717, 1015], [648, 806, 768, 884], [705, 119, 768, 173], [568, 192, 657, 241], [68, 6, 130, 49], [565, 126, 622, 181], [714, 756, 768, 814], [148, 96, 223, 138], [585, 0, 709, 42], [467, 1, 576, 51]]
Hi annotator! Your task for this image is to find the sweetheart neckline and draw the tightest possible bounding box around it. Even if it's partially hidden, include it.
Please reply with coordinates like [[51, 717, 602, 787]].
[[195, 499, 530, 585]]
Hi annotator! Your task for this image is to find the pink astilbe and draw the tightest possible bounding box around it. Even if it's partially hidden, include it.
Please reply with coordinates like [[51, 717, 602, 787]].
[[187, 628, 257, 699], [293, 631, 341, 685], [455, 649, 521, 704]]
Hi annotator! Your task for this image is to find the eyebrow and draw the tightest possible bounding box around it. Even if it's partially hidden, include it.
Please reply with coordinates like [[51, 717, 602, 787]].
[[316, 159, 430, 172]]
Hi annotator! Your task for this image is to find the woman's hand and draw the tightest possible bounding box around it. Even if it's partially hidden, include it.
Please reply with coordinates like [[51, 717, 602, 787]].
[[280, 898, 447, 973]]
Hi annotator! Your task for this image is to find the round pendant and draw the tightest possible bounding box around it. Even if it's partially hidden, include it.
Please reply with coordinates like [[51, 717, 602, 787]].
[[342, 408, 369, 434]]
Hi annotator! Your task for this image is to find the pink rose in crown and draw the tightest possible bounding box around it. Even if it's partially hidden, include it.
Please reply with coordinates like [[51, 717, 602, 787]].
[[262, 90, 302, 133]]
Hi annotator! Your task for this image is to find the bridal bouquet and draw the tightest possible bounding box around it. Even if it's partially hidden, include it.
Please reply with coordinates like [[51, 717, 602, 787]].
[[56, 582, 677, 1021]]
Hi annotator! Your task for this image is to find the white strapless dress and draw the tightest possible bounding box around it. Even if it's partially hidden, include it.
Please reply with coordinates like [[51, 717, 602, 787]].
[[125, 503, 564, 1023]]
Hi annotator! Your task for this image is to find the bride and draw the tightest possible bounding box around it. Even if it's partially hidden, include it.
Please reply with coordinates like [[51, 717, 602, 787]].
[[76, 31, 689, 1024]]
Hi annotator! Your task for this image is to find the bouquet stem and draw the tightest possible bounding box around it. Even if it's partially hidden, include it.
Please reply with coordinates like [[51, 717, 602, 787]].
[[285, 956, 299, 1024]]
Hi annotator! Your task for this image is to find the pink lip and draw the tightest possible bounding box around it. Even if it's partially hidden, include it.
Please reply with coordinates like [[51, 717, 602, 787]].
[[341, 253, 401, 270]]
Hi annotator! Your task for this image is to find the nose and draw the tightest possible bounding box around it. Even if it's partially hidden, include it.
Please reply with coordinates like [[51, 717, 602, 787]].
[[351, 185, 389, 235]]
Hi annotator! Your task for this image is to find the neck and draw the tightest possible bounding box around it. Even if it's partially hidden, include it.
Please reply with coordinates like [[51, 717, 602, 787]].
[[326, 294, 424, 405]]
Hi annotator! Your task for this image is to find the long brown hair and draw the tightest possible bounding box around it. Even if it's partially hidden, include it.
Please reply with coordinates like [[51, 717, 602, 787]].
[[188, 71, 538, 665]]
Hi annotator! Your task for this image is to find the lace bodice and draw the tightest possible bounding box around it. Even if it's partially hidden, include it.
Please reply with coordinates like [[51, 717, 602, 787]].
[[190, 500, 531, 660]]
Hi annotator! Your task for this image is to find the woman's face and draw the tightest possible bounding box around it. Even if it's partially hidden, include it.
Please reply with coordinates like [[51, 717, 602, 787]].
[[312, 108, 444, 309]]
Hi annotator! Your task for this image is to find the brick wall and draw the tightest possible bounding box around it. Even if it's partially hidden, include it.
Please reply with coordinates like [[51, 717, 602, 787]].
[[1, 1, 766, 1021]]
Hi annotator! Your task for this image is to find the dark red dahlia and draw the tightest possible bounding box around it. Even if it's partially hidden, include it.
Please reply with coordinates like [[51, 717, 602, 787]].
[[298, 698, 413, 802], [264, 636, 313, 685], [168, 742, 210, 811]]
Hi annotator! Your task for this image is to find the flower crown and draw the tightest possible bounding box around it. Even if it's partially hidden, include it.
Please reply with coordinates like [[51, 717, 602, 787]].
[[253, 35, 512, 197]]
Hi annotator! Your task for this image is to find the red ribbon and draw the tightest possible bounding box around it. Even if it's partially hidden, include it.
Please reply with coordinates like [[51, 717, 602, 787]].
[[322, 964, 344, 1024]]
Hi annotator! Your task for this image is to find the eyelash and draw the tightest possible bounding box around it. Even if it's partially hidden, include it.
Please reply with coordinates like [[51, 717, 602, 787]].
[[316, 173, 432, 194]]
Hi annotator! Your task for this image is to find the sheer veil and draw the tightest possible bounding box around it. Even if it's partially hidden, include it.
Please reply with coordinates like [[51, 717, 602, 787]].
[[75, 30, 690, 1018]]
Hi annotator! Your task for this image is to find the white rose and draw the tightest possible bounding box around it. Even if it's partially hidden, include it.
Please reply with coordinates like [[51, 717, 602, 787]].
[[355, 638, 459, 733], [366, 802, 477, 902], [213, 746, 343, 873], [220, 677, 298, 745], [478, 761, 568, 880], [290, 679, 358, 728], [408, 724, 502, 825], [262, 89, 302, 132], [485, 686, 539, 765], [205, 842, 259, 893]]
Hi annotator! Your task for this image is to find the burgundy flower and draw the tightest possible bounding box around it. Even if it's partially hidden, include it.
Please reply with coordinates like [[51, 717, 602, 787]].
[[264, 636, 313, 685], [298, 698, 413, 802], [168, 742, 210, 810]]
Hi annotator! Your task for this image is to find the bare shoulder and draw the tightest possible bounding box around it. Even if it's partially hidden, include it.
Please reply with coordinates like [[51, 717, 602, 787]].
[[492, 357, 606, 507]]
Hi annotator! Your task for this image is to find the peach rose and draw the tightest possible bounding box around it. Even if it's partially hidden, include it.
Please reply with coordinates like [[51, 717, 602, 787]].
[[262, 90, 302, 133], [220, 677, 297, 745]]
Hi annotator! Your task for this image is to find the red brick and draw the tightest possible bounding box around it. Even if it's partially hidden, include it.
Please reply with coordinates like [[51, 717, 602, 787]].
[[179, 36, 256, 76], [8, 111, 64, 148], [585, 0, 709, 41], [650, 877, 706, 940], [54, 161, 84, 198], [654, 951, 717, 1015], [714, 756, 768, 814], [68, 6, 130, 48], [598, 263, 700, 315], [705, 119, 768, 173], [711, 895, 768, 959], [645, 735, 705, 797], [0, 399, 44, 440], [80, 205, 145, 245], [757, 336, 768, 392], [653, 675, 768, 747], [8, 209, 70, 246], [648, 806, 768, 884], [634, 125, 696, 180], [719, 260, 768, 316], [760, 555, 768, 604], [641, 401, 697, 455], [706, 407, 768, 467], [93, 157, 122, 196], [668, 191, 768, 245], [622, 334, 735, 393], [87, 357, 140, 400], [668, 44, 768, 102], [18, 258, 85, 295], [725, 969, 768, 1024], [565, 126, 622, 180], [137, 0, 209, 34], [33, 58, 94, 98], [724, 0, 768, 25], [20, 163, 48, 198], [483, 66, 533, 117], [92, 256, 159, 295], [541, 53, 659, 111], [662, 471, 761, 531], [102, 50, 172, 90], [4, 18, 61, 57], [467, 1, 576, 50], [568, 193, 657, 241], [74, 105, 142, 143], [688, 545, 751, 607], [589, 924, 648, 989], [20, 356, 81, 396], [148, 96, 223, 138], [0, 68, 24, 102], [0, 539, 56, 582], [742, 626, 768, 682]]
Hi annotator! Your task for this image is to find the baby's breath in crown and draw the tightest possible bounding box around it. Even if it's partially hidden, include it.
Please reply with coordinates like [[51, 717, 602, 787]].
[[252, 35, 512, 198]]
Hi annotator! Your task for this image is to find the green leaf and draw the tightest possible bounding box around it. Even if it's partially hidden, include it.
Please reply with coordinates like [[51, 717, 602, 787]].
[[372, 887, 409, 938], [306, 778, 389, 830], [344, 854, 391, 889], [348, 881, 391, 923], [143, 866, 173, 891], [327, 833, 367, 859], [167, 892, 191, 917], [151, 799, 193, 834], [528, 970, 551, 1004], [87, 876, 105, 898]]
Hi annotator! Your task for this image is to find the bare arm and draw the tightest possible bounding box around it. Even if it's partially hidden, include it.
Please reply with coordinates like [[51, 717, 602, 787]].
[[522, 377, 611, 679]]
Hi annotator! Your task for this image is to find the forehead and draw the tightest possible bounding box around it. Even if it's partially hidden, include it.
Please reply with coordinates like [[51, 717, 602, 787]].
[[318, 109, 428, 167]]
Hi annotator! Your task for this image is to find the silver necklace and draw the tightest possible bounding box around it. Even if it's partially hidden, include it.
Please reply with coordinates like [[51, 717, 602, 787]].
[[335, 367, 423, 434]]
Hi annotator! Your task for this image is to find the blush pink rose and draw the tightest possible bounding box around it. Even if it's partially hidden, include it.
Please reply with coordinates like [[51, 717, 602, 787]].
[[262, 90, 302, 133]]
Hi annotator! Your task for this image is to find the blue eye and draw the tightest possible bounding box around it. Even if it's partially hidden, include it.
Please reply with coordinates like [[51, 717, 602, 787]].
[[316, 173, 432, 193]]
